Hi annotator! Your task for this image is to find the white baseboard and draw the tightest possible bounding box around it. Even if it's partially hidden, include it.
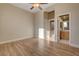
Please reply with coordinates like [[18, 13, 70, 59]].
[[69, 43, 79, 48], [0, 37, 33, 44], [2, 37, 79, 48]]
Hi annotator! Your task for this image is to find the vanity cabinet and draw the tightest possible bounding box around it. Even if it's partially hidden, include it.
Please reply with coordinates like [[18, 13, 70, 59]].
[[60, 31, 69, 40]]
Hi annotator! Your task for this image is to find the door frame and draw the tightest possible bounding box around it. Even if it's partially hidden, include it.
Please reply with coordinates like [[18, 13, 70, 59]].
[[57, 12, 71, 44]]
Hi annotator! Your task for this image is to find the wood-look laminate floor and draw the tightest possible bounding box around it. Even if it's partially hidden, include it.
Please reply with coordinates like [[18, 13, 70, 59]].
[[0, 38, 79, 56]]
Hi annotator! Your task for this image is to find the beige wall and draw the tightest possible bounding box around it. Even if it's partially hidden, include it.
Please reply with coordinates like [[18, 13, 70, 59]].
[[35, 11, 45, 39], [34, 11, 45, 39], [0, 4, 34, 42]]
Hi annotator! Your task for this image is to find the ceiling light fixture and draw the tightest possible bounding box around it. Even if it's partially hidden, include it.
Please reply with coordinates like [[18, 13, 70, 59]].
[[30, 3, 48, 10], [33, 3, 40, 8]]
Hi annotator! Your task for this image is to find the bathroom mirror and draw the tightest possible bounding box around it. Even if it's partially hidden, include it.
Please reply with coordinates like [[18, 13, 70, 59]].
[[63, 21, 69, 30], [59, 14, 69, 30]]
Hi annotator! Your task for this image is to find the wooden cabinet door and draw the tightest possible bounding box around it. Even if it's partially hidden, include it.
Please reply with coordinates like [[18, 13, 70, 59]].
[[60, 31, 69, 40], [64, 31, 69, 40]]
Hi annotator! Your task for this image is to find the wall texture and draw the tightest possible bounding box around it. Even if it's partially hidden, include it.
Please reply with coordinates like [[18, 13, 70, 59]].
[[0, 4, 34, 42]]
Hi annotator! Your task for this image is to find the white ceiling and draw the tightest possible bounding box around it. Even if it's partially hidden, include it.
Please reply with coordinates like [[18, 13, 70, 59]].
[[11, 3, 54, 13]]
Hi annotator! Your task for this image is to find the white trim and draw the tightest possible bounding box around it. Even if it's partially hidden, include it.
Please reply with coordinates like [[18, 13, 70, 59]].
[[0, 37, 33, 44], [69, 43, 79, 48], [57, 12, 71, 44]]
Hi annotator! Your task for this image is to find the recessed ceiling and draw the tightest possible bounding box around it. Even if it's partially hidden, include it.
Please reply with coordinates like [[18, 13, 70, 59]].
[[10, 3, 54, 13]]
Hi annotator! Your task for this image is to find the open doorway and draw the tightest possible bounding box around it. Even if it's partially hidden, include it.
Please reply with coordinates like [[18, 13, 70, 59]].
[[50, 20, 55, 41], [57, 14, 70, 44]]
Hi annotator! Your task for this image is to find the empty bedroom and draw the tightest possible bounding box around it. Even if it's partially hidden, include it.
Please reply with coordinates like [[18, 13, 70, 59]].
[[0, 3, 79, 56]]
